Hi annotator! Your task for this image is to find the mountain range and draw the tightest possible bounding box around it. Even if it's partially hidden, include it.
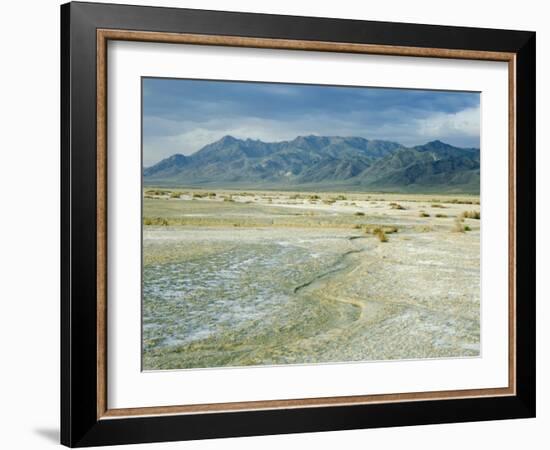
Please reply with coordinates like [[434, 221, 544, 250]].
[[143, 135, 480, 193]]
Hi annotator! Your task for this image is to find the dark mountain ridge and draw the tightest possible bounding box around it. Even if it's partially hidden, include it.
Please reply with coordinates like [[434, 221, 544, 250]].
[[144, 135, 480, 194]]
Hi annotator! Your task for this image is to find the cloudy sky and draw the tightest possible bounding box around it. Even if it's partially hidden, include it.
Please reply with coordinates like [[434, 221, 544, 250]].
[[142, 77, 480, 167]]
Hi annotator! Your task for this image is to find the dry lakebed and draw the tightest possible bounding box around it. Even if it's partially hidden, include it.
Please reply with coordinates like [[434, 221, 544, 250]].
[[142, 189, 480, 370]]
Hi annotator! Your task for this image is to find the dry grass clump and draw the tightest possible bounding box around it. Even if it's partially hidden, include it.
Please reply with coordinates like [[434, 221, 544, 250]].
[[374, 228, 388, 242], [143, 217, 169, 226], [323, 199, 336, 205], [415, 225, 433, 232], [435, 213, 448, 218], [223, 195, 234, 202], [389, 202, 405, 210], [452, 217, 473, 232], [145, 189, 168, 196], [354, 212, 365, 216], [431, 203, 446, 208], [452, 218, 466, 232], [462, 210, 481, 220], [309, 194, 321, 201], [419, 211, 430, 217], [170, 192, 181, 199], [363, 224, 398, 235], [448, 198, 480, 205]]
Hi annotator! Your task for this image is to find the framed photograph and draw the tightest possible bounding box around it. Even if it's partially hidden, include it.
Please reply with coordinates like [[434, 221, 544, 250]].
[[61, 1, 536, 447]]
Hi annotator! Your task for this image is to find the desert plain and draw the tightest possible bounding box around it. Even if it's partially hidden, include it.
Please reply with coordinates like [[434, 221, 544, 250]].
[[142, 189, 480, 370]]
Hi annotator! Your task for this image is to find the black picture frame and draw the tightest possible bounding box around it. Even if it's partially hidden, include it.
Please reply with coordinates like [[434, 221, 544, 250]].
[[61, 1, 536, 447]]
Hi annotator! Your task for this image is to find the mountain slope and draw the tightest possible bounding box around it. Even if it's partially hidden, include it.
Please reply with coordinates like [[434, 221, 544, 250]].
[[356, 142, 480, 192], [143, 135, 480, 193]]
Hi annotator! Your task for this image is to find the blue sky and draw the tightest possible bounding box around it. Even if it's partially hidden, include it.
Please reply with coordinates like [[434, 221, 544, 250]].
[[143, 78, 480, 166]]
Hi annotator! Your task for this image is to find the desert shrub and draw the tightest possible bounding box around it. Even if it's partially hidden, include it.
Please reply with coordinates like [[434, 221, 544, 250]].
[[290, 194, 302, 200], [415, 225, 433, 232], [223, 196, 234, 202], [207, 192, 217, 198], [452, 218, 465, 232], [375, 229, 388, 242], [364, 224, 398, 235], [435, 213, 448, 218], [323, 199, 336, 205], [335, 194, 347, 200], [145, 189, 168, 196], [354, 212, 365, 216], [170, 192, 181, 198], [143, 217, 169, 226], [192, 193, 206, 198], [449, 198, 479, 205], [464, 225, 472, 231], [309, 194, 321, 200], [449, 198, 474, 205], [431, 204, 446, 208], [419, 211, 430, 217], [462, 210, 481, 220], [390, 202, 405, 210]]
